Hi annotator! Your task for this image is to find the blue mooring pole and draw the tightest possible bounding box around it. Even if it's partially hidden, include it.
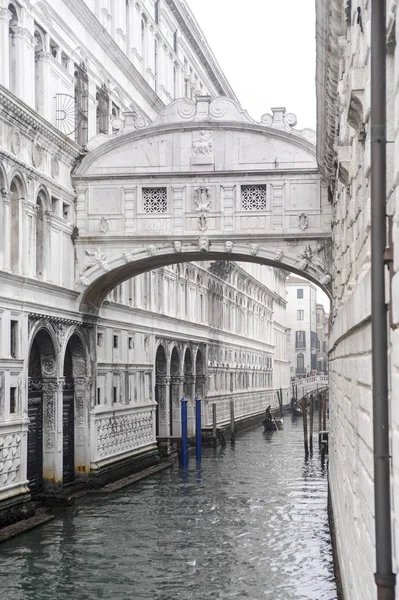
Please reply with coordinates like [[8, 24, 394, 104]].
[[195, 396, 202, 463], [181, 398, 189, 469]]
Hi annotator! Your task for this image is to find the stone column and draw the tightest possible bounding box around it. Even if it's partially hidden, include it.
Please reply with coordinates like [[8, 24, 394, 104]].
[[9, 26, 36, 107], [0, 6, 11, 88], [171, 376, 183, 437], [156, 376, 170, 437], [184, 375, 196, 436], [195, 375, 206, 427], [42, 377, 63, 488], [22, 200, 37, 277], [74, 377, 91, 476], [1, 189, 11, 271]]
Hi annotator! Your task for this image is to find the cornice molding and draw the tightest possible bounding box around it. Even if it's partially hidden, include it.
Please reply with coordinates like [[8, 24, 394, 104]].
[[62, 0, 165, 115], [0, 148, 76, 201], [0, 85, 81, 161]]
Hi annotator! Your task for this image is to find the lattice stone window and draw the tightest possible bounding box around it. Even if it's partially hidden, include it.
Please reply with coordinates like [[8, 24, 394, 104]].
[[241, 184, 267, 210], [143, 187, 167, 212]]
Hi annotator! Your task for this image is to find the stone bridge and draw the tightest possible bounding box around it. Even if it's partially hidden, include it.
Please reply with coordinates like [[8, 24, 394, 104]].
[[72, 96, 333, 312]]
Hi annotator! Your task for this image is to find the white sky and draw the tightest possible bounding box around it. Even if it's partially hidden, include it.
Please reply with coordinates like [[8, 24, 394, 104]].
[[186, 1, 328, 310], [187, 0, 316, 130]]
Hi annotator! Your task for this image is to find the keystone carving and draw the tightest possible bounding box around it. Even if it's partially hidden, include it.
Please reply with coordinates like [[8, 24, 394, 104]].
[[173, 241, 182, 253], [225, 241, 234, 253], [249, 243, 259, 256], [198, 237, 209, 252]]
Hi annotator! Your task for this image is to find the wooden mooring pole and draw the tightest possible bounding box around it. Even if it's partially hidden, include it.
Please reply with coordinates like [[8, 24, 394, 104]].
[[212, 402, 217, 447], [301, 397, 309, 458], [309, 394, 314, 454], [230, 399, 235, 442], [318, 392, 322, 447], [322, 392, 327, 432]]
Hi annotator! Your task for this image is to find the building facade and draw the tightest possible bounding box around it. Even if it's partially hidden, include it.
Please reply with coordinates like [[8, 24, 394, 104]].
[[0, 0, 291, 523], [315, 303, 328, 373], [317, 1, 399, 599], [286, 276, 318, 377]]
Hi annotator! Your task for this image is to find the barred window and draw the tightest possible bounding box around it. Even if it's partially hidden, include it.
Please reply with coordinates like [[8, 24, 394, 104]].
[[143, 187, 167, 212], [241, 185, 267, 210]]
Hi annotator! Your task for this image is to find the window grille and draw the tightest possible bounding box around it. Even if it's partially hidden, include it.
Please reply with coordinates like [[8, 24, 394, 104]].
[[241, 185, 267, 210], [96, 84, 109, 135], [74, 61, 88, 146], [143, 187, 167, 212]]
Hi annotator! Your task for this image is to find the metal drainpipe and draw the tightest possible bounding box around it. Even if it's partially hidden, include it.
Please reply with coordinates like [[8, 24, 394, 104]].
[[371, 1, 396, 598]]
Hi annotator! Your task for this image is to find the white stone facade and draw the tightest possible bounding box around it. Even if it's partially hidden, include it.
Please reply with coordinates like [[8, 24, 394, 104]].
[[286, 276, 318, 377], [317, 1, 399, 599], [0, 0, 294, 513]]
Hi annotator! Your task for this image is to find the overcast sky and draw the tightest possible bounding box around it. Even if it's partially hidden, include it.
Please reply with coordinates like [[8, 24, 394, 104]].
[[186, 0, 329, 310], [187, 0, 316, 130]]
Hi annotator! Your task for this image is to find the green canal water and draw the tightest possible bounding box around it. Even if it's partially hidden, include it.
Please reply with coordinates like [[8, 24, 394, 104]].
[[0, 417, 337, 600]]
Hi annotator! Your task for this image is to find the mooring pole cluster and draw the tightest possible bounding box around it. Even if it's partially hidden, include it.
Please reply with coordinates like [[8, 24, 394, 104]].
[[180, 397, 203, 469]]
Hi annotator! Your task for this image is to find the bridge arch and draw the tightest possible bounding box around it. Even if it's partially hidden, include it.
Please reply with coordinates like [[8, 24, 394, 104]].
[[72, 96, 332, 314]]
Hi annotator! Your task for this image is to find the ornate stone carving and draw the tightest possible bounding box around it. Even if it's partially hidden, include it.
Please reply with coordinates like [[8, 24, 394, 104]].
[[275, 249, 284, 262], [51, 156, 59, 179], [0, 433, 21, 487], [32, 143, 43, 168], [42, 379, 60, 449], [147, 245, 156, 256], [192, 131, 213, 156], [173, 241, 182, 253], [10, 129, 21, 155], [96, 410, 153, 459], [123, 251, 132, 262], [82, 248, 109, 272], [194, 187, 211, 211], [249, 243, 259, 256], [56, 323, 67, 347], [321, 273, 332, 285], [198, 213, 209, 232], [225, 241, 234, 253], [99, 216, 110, 233], [198, 237, 209, 252], [298, 213, 309, 230]]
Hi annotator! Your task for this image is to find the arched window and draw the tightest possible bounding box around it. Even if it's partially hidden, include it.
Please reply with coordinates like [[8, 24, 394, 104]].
[[96, 84, 109, 134], [74, 61, 88, 146], [34, 30, 44, 115], [8, 3, 19, 95], [297, 353, 304, 374], [36, 191, 46, 279]]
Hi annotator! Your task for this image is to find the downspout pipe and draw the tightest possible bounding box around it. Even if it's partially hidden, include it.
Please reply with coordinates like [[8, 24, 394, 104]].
[[370, 1, 396, 598]]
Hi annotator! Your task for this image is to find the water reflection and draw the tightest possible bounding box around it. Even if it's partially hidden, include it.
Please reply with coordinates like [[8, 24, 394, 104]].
[[0, 419, 337, 600]]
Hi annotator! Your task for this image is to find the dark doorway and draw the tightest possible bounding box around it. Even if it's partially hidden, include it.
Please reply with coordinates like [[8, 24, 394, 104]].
[[27, 338, 43, 493], [63, 345, 75, 484]]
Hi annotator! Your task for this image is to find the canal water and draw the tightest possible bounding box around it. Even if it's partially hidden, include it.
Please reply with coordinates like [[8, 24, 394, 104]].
[[0, 418, 337, 600]]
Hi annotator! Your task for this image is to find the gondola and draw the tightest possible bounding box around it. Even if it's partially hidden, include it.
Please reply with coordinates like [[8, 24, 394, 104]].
[[291, 404, 303, 417], [262, 416, 284, 431]]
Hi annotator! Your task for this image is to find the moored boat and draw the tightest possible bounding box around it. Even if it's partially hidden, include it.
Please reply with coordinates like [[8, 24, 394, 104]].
[[262, 416, 284, 431]]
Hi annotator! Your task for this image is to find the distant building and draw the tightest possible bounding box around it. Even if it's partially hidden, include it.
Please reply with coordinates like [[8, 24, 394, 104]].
[[316, 304, 329, 373], [286, 277, 318, 377]]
